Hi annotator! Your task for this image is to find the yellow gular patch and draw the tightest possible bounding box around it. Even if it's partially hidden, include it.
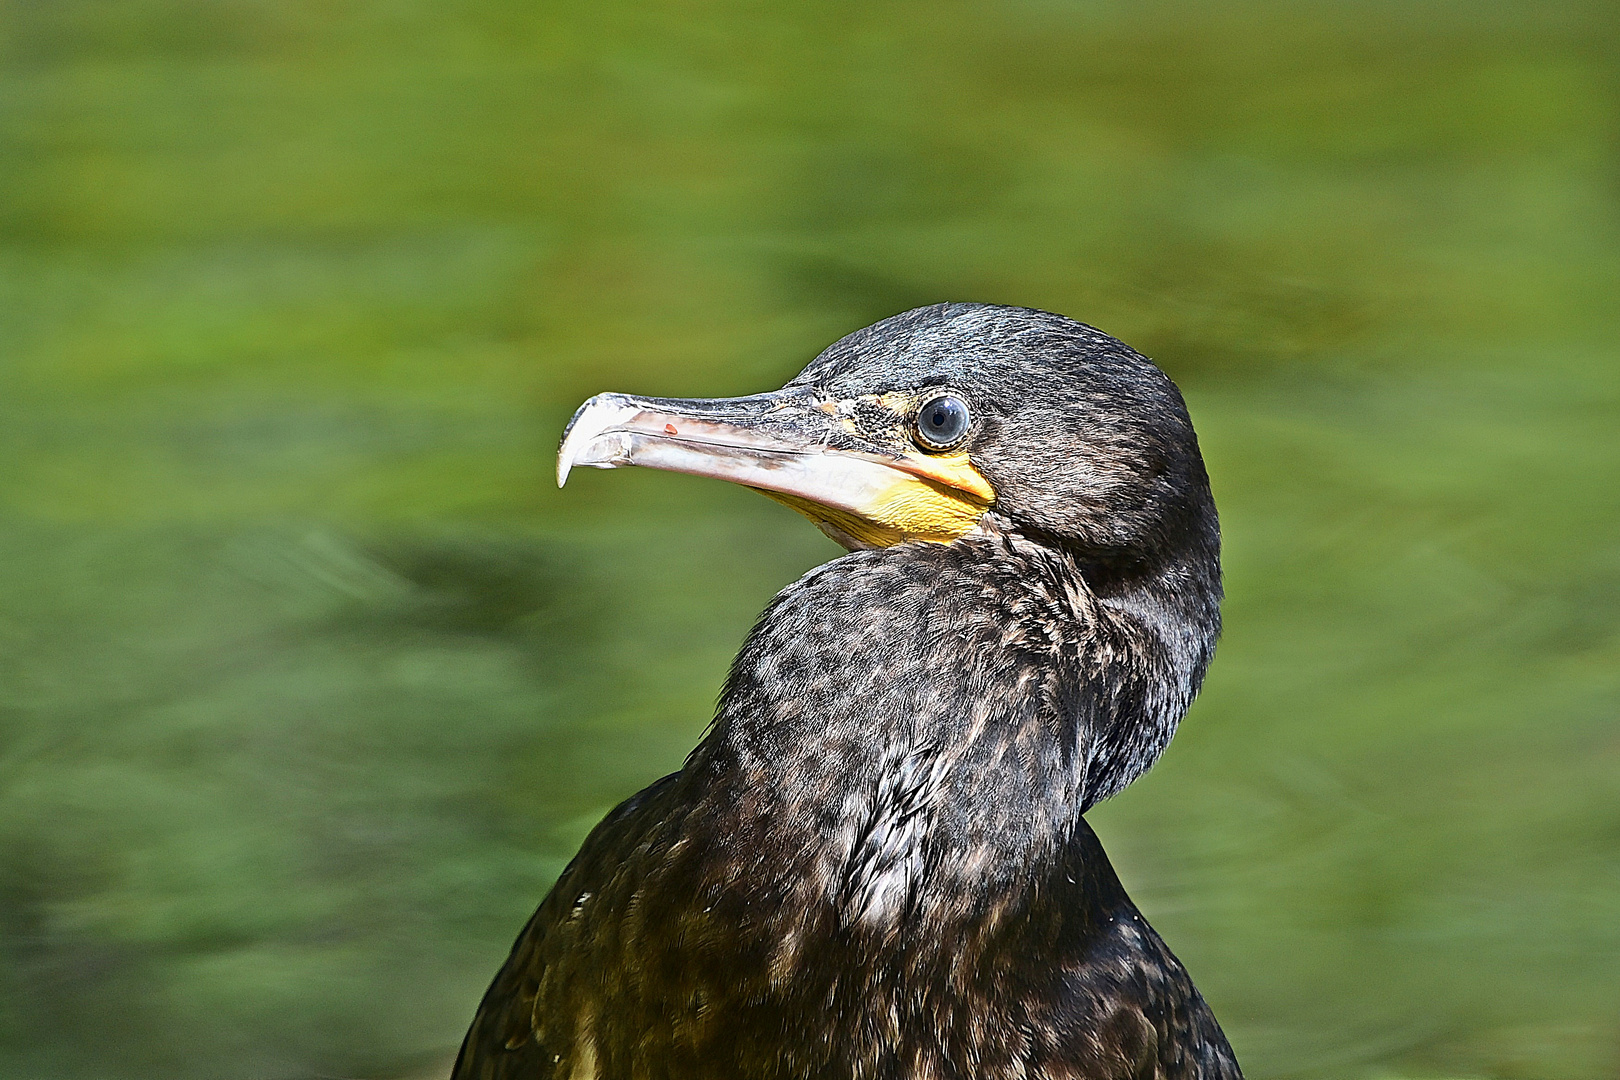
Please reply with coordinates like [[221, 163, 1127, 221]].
[[759, 470, 994, 549], [890, 451, 996, 503]]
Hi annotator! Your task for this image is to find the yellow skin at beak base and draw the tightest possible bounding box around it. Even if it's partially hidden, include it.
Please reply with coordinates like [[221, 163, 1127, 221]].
[[758, 457, 994, 549]]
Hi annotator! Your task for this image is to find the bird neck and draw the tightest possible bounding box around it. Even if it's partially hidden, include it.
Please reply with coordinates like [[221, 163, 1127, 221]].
[[689, 527, 1219, 931], [1063, 523, 1223, 807]]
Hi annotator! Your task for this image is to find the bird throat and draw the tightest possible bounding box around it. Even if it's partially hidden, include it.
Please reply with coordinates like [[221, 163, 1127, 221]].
[[755, 478, 990, 549]]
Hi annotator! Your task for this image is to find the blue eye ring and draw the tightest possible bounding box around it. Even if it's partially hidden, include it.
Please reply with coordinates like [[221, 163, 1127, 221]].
[[913, 393, 973, 451]]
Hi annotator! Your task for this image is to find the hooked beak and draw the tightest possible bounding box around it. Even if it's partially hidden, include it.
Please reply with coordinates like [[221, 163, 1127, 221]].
[[557, 391, 994, 549]]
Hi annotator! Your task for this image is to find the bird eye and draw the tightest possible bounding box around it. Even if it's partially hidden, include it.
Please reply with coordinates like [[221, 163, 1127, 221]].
[[913, 394, 972, 450]]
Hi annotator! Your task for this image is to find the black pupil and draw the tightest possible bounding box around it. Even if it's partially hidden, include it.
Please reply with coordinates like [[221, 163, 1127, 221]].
[[919, 396, 968, 446]]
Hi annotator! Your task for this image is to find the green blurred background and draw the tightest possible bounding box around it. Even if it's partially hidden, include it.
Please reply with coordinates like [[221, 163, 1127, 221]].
[[2, 0, 1617, 1077]]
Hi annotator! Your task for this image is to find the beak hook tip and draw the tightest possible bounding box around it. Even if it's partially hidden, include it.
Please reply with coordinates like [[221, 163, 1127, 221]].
[[556, 394, 640, 491]]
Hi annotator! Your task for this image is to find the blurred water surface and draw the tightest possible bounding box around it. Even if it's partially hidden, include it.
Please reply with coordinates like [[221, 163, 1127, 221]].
[[1, 1, 1618, 1077]]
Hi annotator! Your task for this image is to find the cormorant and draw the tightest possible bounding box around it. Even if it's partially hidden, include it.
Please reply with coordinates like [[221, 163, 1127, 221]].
[[454, 303, 1239, 1080]]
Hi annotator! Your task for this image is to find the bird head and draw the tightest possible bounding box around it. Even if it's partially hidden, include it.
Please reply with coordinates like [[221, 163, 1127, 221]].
[[558, 303, 1217, 583]]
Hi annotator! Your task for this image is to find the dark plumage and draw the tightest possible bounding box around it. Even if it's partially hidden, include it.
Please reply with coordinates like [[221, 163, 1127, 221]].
[[454, 304, 1240, 1080]]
